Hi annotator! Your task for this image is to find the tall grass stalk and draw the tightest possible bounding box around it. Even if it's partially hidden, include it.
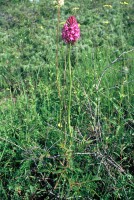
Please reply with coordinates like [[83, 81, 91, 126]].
[[56, 2, 63, 137], [56, 3, 61, 97]]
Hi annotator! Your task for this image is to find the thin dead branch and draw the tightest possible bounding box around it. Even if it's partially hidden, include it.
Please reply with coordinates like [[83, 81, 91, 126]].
[[96, 49, 134, 90]]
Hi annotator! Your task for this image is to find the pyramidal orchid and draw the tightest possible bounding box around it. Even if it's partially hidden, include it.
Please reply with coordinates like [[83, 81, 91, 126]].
[[62, 16, 80, 44]]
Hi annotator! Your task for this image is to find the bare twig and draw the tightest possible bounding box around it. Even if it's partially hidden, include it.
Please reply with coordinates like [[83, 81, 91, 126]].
[[96, 151, 125, 173], [96, 49, 134, 90], [0, 136, 25, 151]]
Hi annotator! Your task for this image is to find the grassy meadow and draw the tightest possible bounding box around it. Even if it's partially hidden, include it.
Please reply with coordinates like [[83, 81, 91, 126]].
[[0, 0, 134, 199]]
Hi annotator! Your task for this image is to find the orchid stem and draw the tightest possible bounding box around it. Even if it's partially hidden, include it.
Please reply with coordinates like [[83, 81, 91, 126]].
[[68, 44, 72, 138]]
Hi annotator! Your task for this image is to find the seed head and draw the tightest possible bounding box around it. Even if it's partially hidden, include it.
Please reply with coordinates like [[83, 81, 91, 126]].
[[58, 0, 64, 6]]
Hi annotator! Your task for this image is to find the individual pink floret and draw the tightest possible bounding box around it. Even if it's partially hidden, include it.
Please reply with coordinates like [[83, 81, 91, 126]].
[[62, 16, 80, 44]]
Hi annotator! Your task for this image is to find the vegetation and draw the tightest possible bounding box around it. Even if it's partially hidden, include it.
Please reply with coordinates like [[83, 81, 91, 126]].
[[0, 0, 134, 199]]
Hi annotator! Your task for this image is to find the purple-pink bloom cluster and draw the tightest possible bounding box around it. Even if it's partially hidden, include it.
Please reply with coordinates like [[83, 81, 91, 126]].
[[62, 16, 80, 44]]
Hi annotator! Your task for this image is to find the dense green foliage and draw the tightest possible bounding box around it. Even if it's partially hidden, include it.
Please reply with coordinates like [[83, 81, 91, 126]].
[[0, 0, 134, 199]]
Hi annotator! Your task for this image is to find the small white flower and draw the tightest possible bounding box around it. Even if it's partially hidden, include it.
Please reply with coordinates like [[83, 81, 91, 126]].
[[123, 67, 129, 74], [58, 0, 64, 6]]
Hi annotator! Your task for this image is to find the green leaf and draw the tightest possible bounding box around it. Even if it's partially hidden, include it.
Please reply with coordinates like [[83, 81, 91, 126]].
[[92, 176, 102, 181]]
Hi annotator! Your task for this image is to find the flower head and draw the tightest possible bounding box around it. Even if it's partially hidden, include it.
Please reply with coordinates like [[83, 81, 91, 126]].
[[103, 4, 112, 8], [62, 16, 80, 44], [120, 1, 128, 5], [58, 0, 64, 6]]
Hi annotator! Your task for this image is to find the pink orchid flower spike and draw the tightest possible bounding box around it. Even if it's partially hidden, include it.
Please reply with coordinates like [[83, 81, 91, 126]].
[[62, 16, 80, 45]]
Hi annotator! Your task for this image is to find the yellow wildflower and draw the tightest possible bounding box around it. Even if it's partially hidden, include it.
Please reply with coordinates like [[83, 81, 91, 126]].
[[103, 4, 112, 8], [120, 1, 128, 5], [58, 123, 62, 128], [40, 25, 43, 30], [72, 7, 79, 11], [103, 20, 109, 24]]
